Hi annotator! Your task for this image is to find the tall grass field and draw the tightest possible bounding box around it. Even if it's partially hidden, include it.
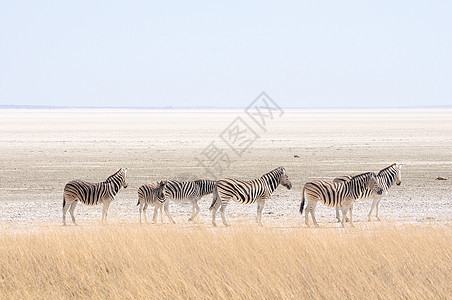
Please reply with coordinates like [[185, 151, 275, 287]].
[[1, 224, 450, 299]]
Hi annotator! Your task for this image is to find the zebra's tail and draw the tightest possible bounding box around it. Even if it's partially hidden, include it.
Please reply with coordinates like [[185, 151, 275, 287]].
[[63, 195, 66, 208], [209, 185, 220, 211], [300, 186, 306, 215]]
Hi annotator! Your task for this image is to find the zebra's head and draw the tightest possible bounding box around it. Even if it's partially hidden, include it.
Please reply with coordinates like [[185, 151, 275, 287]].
[[106, 168, 128, 189], [367, 174, 383, 195], [378, 163, 402, 187], [280, 169, 292, 190], [157, 181, 167, 202]]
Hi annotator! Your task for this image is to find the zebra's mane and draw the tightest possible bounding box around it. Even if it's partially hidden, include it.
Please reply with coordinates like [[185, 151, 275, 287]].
[[349, 171, 376, 181], [194, 179, 215, 184], [377, 163, 397, 176], [260, 167, 285, 179], [105, 168, 123, 183]]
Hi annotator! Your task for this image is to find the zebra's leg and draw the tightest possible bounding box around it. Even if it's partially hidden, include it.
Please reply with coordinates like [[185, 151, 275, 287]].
[[189, 198, 201, 222], [69, 201, 78, 225], [152, 204, 158, 223], [335, 206, 341, 222], [62, 198, 72, 226], [220, 201, 229, 227], [310, 200, 319, 227], [349, 203, 355, 227], [193, 200, 201, 221], [337, 206, 349, 222], [256, 199, 265, 226], [375, 198, 382, 221], [143, 203, 149, 223], [188, 199, 196, 222], [102, 201, 111, 224], [368, 198, 378, 221], [341, 203, 351, 228], [139, 202, 143, 224], [304, 198, 311, 227], [163, 201, 176, 224], [160, 204, 163, 223], [211, 197, 221, 227]]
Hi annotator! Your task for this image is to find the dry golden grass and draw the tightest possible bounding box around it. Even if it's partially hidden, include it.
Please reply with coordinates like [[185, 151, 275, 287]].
[[0, 223, 451, 299]]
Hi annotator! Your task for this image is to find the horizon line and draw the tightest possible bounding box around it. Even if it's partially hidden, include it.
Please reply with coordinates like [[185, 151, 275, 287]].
[[1, 104, 452, 110]]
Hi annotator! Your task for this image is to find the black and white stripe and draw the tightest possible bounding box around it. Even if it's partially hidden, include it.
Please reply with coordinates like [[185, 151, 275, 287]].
[[137, 181, 167, 224], [300, 172, 383, 227], [62, 168, 128, 225], [334, 163, 403, 221], [209, 167, 292, 226], [194, 179, 217, 198], [160, 179, 216, 223]]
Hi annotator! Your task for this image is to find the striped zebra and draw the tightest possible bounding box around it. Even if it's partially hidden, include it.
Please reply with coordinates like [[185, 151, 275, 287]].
[[137, 181, 168, 224], [300, 172, 383, 227], [334, 163, 403, 221], [62, 168, 128, 225], [209, 167, 292, 227], [160, 179, 216, 223]]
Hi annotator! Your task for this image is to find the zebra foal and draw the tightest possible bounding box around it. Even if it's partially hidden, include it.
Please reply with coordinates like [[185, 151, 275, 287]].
[[62, 168, 128, 225], [137, 181, 168, 224], [334, 163, 403, 221], [300, 172, 383, 227], [209, 167, 292, 227]]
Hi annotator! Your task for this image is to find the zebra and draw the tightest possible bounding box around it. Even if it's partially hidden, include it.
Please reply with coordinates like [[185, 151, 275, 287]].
[[209, 167, 292, 227], [136, 181, 168, 224], [300, 172, 383, 227], [334, 163, 403, 222], [62, 168, 128, 225], [159, 179, 216, 223]]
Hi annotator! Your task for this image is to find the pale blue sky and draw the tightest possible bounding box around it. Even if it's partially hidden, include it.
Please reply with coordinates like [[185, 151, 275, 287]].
[[0, 1, 451, 108]]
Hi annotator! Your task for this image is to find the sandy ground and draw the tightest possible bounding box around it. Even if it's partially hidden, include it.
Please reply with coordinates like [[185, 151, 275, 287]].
[[0, 108, 451, 229]]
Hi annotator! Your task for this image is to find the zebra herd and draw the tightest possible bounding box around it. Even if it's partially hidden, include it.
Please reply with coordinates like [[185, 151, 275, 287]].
[[62, 164, 402, 227]]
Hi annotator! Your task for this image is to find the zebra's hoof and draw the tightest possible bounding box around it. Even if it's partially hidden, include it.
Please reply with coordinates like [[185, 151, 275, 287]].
[[376, 217, 381, 221], [188, 218, 193, 222], [212, 223, 217, 227]]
